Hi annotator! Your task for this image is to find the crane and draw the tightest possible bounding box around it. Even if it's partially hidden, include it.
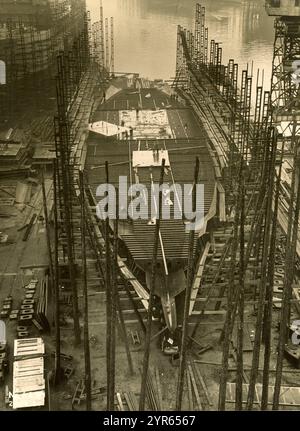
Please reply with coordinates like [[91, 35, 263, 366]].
[[265, 0, 300, 116]]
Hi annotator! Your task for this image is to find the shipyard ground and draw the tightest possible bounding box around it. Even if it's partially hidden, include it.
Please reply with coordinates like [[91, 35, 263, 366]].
[[0, 210, 300, 410]]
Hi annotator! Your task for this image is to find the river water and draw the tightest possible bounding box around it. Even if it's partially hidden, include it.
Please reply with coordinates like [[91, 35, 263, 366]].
[[87, 0, 275, 90]]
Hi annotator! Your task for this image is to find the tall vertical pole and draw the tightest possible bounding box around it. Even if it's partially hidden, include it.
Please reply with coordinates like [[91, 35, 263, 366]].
[[105, 162, 113, 410], [176, 157, 199, 411], [105, 18, 109, 73], [236, 172, 245, 410], [246, 128, 276, 410], [55, 52, 81, 345], [110, 17, 114, 77], [53, 160, 61, 384], [109, 186, 118, 410], [139, 159, 166, 411], [41, 169, 54, 291], [261, 139, 283, 410], [100, 0, 105, 69], [116, 294, 134, 375], [218, 192, 240, 410], [79, 170, 92, 410], [58, 126, 81, 345]]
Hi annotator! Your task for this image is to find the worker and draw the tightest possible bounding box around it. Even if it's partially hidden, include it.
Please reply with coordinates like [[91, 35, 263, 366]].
[[136, 107, 140, 119], [153, 148, 159, 163], [129, 126, 133, 140], [121, 120, 126, 139], [156, 148, 159, 162], [184, 122, 188, 132], [153, 143, 157, 162], [103, 91, 106, 103]]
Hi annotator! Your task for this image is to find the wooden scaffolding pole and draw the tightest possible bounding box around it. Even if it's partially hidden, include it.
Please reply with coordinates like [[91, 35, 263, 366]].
[[105, 161, 113, 410], [218, 186, 240, 410], [236, 173, 245, 410], [139, 159, 166, 411], [79, 170, 92, 410], [113, 190, 134, 376], [115, 289, 134, 375], [261, 139, 283, 410], [109, 185, 118, 410], [41, 169, 54, 286], [246, 128, 276, 410], [53, 160, 61, 384], [176, 157, 199, 411]]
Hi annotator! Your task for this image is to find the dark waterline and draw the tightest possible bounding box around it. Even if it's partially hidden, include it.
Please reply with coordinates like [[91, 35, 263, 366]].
[[88, 0, 275, 89]]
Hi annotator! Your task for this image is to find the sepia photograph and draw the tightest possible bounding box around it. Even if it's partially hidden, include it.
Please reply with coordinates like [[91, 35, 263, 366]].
[[0, 0, 299, 417]]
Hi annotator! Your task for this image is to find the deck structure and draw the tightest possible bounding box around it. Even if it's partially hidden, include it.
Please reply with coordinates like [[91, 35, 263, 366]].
[[86, 81, 220, 331]]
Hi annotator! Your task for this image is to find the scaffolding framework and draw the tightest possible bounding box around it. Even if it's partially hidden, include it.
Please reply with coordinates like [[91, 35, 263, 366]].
[[0, 0, 86, 124], [90, 2, 106, 71], [54, 13, 92, 344], [174, 2, 291, 412], [267, 11, 300, 410]]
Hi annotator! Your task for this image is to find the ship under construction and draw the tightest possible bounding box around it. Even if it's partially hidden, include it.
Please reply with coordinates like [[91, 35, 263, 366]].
[[0, 0, 299, 413]]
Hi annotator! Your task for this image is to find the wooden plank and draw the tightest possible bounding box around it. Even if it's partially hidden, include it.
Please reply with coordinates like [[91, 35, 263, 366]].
[[129, 392, 139, 411], [116, 392, 125, 411], [13, 375, 45, 394], [155, 368, 163, 410], [186, 369, 194, 410], [192, 310, 226, 315], [193, 362, 212, 406], [118, 258, 149, 309], [187, 364, 202, 410], [14, 338, 44, 357], [14, 357, 44, 377], [13, 390, 45, 409], [189, 241, 211, 315], [124, 393, 134, 411]]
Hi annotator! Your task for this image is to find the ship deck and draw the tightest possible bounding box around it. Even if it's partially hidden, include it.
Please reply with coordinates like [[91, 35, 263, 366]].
[[85, 82, 217, 265]]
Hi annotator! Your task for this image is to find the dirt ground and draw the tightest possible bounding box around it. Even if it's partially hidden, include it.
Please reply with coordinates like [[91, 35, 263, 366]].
[[1, 179, 300, 412], [1, 206, 300, 412]]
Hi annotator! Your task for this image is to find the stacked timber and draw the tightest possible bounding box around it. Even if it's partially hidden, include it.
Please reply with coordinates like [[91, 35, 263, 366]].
[[36, 274, 50, 331]]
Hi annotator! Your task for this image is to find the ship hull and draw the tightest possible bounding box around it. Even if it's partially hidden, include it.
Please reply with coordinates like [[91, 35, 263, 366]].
[[86, 75, 222, 340]]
